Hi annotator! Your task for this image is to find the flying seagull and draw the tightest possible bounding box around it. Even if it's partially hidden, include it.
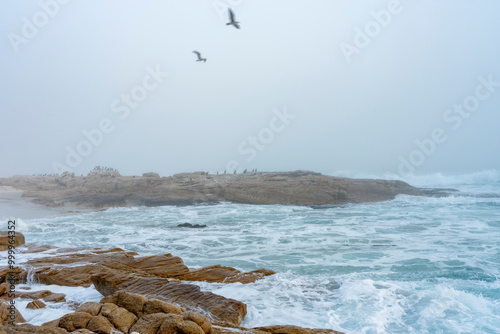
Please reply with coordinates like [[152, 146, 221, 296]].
[[226, 8, 240, 29], [192, 51, 206, 62]]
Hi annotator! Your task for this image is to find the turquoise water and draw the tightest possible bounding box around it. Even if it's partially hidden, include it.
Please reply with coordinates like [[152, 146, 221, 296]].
[[8, 171, 500, 333]]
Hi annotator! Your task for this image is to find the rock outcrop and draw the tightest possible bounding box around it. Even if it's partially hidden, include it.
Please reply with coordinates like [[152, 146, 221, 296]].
[[0, 245, 273, 327], [0, 170, 453, 209], [0, 232, 25, 251], [40, 291, 343, 334], [0, 237, 346, 333]]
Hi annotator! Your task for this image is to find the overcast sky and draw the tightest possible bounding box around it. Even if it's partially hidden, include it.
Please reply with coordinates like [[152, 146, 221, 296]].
[[1, 0, 499, 178]]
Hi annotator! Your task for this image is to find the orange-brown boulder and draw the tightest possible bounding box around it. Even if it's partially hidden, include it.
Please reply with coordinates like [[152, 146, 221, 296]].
[[182, 311, 212, 334], [75, 302, 102, 316], [156, 313, 184, 333], [107, 307, 137, 332], [86, 315, 116, 334], [58, 312, 93, 332], [129, 313, 169, 334], [26, 299, 46, 309], [115, 291, 147, 317], [178, 320, 206, 334], [98, 303, 118, 317], [0, 231, 25, 251]]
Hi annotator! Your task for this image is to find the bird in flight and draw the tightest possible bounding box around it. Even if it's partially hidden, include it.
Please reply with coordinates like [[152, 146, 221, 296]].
[[192, 51, 206, 62], [226, 8, 240, 29]]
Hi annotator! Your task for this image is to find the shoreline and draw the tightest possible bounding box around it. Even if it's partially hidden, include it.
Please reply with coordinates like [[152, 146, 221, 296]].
[[0, 185, 94, 220]]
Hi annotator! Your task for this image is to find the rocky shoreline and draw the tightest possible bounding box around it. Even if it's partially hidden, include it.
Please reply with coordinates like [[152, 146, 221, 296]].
[[0, 170, 456, 333], [0, 232, 344, 334], [0, 170, 454, 210]]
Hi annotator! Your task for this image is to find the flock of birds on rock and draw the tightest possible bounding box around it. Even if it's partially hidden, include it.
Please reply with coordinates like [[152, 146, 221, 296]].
[[193, 8, 239, 63]]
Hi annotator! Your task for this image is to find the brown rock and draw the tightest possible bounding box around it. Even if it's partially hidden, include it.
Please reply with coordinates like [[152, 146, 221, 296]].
[[157, 314, 184, 333], [107, 307, 137, 332], [0, 231, 25, 250], [126, 254, 189, 278], [178, 320, 205, 334], [180, 265, 275, 284], [26, 299, 46, 309], [70, 330, 95, 334], [182, 311, 212, 334], [115, 291, 147, 316], [129, 313, 169, 334], [15, 289, 51, 300], [143, 299, 183, 315], [31, 264, 103, 287], [58, 312, 93, 332], [0, 323, 68, 333], [75, 302, 102, 316], [0, 266, 27, 285], [92, 275, 246, 327], [0, 301, 26, 323], [98, 303, 118, 317], [86, 315, 116, 334], [43, 292, 67, 303], [15, 290, 66, 303]]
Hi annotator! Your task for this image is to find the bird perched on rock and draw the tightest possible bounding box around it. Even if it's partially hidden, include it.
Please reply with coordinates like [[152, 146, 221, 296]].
[[192, 50, 206, 62], [226, 8, 240, 29]]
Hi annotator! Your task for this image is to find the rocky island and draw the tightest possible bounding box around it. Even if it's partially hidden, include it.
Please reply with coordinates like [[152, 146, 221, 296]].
[[0, 169, 452, 210]]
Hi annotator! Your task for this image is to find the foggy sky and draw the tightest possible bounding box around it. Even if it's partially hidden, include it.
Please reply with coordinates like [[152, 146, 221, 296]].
[[1, 0, 499, 178]]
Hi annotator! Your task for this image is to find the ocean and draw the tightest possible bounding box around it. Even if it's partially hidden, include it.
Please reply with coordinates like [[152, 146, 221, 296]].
[[4, 170, 500, 333]]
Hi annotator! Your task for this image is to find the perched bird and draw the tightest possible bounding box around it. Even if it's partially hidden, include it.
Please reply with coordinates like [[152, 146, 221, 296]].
[[192, 51, 206, 62], [226, 8, 240, 29]]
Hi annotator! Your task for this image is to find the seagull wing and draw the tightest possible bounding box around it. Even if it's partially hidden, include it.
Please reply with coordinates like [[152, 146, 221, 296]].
[[193, 50, 202, 60], [228, 8, 235, 22]]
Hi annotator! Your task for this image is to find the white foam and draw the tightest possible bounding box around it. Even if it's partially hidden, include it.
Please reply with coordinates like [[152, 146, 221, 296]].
[[330, 169, 500, 190], [14, 283, 102, 325]]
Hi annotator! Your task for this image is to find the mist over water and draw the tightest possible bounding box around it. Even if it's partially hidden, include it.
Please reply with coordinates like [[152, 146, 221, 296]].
[[6, 171, 500, 333]]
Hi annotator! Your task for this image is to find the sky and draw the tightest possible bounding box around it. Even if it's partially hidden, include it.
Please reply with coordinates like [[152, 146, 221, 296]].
[[1, 0, 499, 178]]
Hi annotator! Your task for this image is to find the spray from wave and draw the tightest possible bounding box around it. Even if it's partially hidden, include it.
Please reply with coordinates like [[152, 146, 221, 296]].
[[330, 169, 500, 189]]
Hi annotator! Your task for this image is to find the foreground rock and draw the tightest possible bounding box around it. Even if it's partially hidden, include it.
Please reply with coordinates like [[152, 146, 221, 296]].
[[0, 291, 344, 333], [1, 245, 273, 327], [47, 291, 341, 334], [0, 243, 345, 333], [91, 270, 247, 327], [0, 170, 453, 209], [0, 232, 25, 251]]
